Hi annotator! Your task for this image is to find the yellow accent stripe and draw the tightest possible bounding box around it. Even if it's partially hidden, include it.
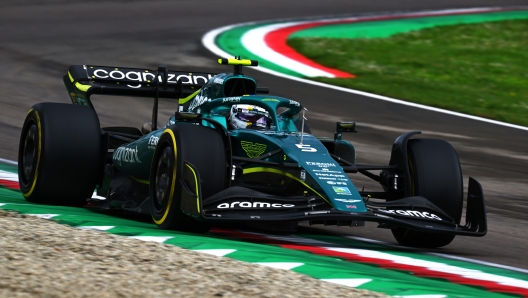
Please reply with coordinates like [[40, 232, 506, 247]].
[[178, 89, 200, 105], [153, 129, 178, 225], [218, 58, 254, 66], [23, 109, 41, 198], [242, 167, 332, 206], [130, 176, 150, 185], [185, 164, 201, 213], [68, 72, 91, 92]]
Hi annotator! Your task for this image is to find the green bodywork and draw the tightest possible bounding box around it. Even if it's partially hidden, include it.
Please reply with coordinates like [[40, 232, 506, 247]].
[[58, 61, 488, 240], [111, 72, 364, 212]]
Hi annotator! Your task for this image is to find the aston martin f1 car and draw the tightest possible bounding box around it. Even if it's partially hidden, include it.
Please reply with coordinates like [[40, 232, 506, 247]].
[[18, 58, 487, 248]]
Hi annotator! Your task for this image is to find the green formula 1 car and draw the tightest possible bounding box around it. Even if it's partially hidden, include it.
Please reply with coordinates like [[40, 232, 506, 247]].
[[18, 58, 486, 248]]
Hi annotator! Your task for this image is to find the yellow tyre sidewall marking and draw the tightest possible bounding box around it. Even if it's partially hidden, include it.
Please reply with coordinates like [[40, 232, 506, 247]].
[[23, 109, 42, 198], [153, 129, 178, 225]]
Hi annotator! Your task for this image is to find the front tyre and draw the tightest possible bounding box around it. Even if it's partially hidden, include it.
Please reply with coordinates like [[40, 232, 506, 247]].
[[391, 139, 463, 248], [18, 103, 102, 206], [149, 124, 226, 233]]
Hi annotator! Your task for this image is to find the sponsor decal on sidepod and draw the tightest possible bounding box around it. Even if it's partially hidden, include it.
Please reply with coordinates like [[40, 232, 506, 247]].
[[113, 146, 141, 166]]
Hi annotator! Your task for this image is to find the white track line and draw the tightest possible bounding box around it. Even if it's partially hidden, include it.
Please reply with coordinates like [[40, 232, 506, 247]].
[[254, 262, 304, 270], [26, 214, 60, 219], [241, 22, 336, 77], [0, 158, 17, 165], [202, 7, 528, 131], [0, 169, 18, 182], [129, 236, 174, 243], [321, 278, 372, 288]]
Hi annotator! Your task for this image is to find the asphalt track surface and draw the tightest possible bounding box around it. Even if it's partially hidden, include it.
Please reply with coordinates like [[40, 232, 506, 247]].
[[1, 0, 527, 270]]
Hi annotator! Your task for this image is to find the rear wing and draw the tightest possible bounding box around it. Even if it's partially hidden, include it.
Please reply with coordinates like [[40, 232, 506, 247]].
[[65, 64, 216, 130], [64, 64, 215, 108]]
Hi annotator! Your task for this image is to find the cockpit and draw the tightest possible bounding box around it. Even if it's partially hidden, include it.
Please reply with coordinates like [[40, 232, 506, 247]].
[[228, 104, 272, 130]]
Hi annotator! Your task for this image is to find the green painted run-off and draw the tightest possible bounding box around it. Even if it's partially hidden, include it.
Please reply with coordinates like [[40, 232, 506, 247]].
[[0, 187, 527, 297], [290, 10, 528, 39]]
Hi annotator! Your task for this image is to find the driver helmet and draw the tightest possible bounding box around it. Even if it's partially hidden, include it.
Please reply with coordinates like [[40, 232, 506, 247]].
[[229, 104, 270, 130]]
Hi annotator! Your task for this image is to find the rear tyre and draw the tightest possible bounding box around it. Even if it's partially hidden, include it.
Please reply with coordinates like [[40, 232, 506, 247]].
[[391, 139, 463, 248], [18, 103, 102, 206], [149, 124, 226, 233]]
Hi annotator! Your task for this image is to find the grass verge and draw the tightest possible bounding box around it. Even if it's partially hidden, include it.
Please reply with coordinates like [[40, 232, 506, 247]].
[[288, 20, 528, 126]]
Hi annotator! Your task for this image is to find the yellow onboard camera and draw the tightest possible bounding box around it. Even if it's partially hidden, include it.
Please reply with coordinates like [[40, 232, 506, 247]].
[[218, 57, 259, 75]]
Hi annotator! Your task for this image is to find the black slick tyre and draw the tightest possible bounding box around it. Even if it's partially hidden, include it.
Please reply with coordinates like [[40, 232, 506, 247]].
[[391, 139, 463, 248], [149, 124, 226, 233], [18, 103, 102, 206]]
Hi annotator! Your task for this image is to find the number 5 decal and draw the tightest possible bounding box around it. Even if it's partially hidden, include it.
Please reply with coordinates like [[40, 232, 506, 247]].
[[295, 144, 317, 152]]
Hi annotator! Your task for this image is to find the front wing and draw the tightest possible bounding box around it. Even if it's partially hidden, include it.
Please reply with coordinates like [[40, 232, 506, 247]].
[[181, 158, 486, 237]]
